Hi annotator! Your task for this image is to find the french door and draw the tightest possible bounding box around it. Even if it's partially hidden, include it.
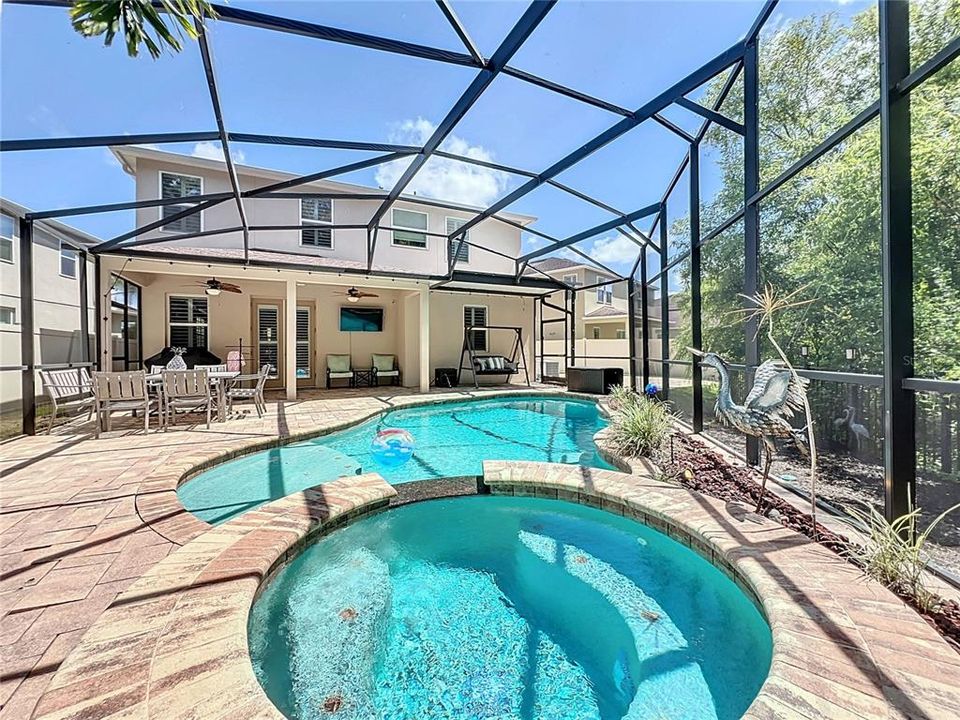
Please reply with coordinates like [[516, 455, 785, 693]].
[[254, 301, 283, 390]]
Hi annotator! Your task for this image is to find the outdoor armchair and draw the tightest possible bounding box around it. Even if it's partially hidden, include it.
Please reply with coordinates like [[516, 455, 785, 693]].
[[91, 370, 157, 438], [161, 369, 212, 429], [326, 355, 355, 389], [371, 354, 402, 386], [226, 364, 270, 418]]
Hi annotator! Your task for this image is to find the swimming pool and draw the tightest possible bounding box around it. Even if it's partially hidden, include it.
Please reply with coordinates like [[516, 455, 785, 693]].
[[178, 396, 615, 524], [249, 496, 772, 720]]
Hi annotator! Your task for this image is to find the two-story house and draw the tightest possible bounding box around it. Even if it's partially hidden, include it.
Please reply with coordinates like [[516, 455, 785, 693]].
[[530, 257, 681, 383], [96, 146, 541, 397], [0, 198, 97, 436]]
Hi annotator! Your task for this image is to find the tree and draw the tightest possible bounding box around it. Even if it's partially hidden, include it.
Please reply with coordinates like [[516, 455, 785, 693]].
[[70, 0, 218, 58]]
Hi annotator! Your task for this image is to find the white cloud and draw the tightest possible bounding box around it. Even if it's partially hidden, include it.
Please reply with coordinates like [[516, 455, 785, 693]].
[[586, 233, 642, 265], [375, 117, 510, 206], [191, 141, 245, 164]]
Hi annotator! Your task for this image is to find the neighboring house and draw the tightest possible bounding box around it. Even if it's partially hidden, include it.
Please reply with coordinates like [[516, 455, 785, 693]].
[[530, 257, 680, 381], [0, 198, 97, 434], [92, 146, 541, 397]]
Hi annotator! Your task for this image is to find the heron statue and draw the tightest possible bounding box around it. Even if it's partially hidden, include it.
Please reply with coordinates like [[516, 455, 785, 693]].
[[690, 348, 809, 512]]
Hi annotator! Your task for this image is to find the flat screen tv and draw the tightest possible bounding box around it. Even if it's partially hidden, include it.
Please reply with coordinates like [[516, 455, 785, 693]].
[[340, 306, 384, 332]]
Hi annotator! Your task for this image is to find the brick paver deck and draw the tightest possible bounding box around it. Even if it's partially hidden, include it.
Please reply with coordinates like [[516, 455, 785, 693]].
[[0, 385, 556, 718], [2, 386, 958, 718]]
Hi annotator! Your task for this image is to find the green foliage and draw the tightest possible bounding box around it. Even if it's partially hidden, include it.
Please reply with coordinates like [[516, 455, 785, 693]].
[[842, 502, 959, 612], [608, 388, 675, 458], [671, 0, 960, 380], [608, 384, 639, 412], [70, 0, 218, 58]]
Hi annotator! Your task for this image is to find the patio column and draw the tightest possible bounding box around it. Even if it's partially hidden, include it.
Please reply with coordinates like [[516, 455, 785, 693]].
[[285, 279, 297, 400], [419, 288, 430, 392]]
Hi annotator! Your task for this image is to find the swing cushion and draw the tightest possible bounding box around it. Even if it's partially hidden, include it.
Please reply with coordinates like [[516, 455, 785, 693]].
[[473, 356, 516, 374]]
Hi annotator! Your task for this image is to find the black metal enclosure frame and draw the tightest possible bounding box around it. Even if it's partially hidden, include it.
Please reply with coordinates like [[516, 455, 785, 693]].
[[4, 0, 959, 526]]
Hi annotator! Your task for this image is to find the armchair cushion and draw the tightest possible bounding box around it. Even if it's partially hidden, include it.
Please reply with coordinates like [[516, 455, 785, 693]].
[[372, 354, 396, 372], [327, 355, 351, 373]]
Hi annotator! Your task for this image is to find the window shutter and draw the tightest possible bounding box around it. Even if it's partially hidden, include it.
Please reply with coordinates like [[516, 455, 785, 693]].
[[447, 217, 469, 262], [296, 308, 310, 342], [300, 198, 333, 248], [160, 173, 202, 233]]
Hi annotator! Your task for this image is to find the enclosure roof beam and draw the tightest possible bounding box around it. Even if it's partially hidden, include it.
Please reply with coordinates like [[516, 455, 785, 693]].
[[446, 40, 746, 241], [435, 0, 485, 65], [896, 35, 960, 96], [25, 193, 235, 221], [745, 0, 779, 44], [673, 96, 745, 135], [0, 131, 220, 153], [365, 1, 555, 248], [195, 20, 250, 261], [519, 202, 660, 263], [243, 152, 414, 197]]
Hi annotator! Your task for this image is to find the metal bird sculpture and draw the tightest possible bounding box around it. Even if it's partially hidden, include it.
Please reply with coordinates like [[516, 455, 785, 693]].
[[690, 348, 809, 512], [845, 406, 870, 452]]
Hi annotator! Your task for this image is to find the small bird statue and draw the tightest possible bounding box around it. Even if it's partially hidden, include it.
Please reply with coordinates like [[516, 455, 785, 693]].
[[690, 348, 809, 512], [845, 406, 870, 452]]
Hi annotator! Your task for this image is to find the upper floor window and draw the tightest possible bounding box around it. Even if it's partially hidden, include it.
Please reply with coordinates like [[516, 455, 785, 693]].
[[392, 208, 428, 249], [0, 306, 15, 325], [0, 213, 14, 263], [596, 279, 613, 305], [59, 241, 78, 278], [168, 296, 208, 348], [447, 217, 469, 263], [562, 273, 579, 287], [301, 197, 333, 248], [160, 172, 203, 234]]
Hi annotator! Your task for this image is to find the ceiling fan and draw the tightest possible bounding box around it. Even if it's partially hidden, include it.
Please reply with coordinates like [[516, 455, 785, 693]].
[[337, 286, 379, 303], [184, 278, 243, 296]]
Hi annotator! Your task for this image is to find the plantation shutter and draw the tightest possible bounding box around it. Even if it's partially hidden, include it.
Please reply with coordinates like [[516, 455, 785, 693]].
[[464, 305, 488, 352], [296, 306, 311, 379], [447, 217, 469, 263], [168, 297, 208, 348], [301, 198, 333, 248], [160, 173, 202, 233], [257, 306, 279, 376]]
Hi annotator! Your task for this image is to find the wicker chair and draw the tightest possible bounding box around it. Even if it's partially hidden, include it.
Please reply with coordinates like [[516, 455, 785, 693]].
[[91, 370, 157, 438], [225, 364, 271, 418], [161, 369, 212, 429], [38, 367, 95, 434]]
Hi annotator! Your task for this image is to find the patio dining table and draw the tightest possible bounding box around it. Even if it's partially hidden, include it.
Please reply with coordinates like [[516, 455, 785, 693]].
[[145, 370, 240, 423]]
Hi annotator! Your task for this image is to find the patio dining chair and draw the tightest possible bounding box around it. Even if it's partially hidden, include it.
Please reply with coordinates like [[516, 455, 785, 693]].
[[91, 370, 157, 438], [38, 367, 94, 434], [326, 355, 355, 389], [371, 354, 402, 386], [225, 364, 271, 418], [161, 369, 212, 429]]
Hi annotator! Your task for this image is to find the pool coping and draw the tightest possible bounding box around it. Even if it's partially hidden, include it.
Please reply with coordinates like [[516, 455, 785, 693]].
[[141, 388, 616, 544], [35, 462, 960, 720]]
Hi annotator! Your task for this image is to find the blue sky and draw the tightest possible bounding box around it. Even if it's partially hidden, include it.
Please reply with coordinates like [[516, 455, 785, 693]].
[[0, 0, 871, 277]]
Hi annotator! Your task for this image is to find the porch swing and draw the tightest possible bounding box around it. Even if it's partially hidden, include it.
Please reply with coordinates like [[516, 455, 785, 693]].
[[457, 325, 531, 389]]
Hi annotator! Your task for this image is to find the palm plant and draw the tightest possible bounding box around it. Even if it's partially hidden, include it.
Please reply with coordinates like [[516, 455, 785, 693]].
[[70, 0, 218, 58], [608, 388, 675, 458]]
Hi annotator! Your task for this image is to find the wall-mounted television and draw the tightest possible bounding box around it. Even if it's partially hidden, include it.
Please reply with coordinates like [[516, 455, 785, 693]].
[[339, 306, 384, 332]]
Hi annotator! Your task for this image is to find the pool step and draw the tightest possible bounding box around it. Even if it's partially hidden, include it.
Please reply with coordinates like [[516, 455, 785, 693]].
[[390, 476, 483, 506]]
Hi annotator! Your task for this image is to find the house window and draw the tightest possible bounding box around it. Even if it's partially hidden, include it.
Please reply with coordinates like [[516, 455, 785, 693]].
[[596, 283, 613, 305], [0, 213, 14, 263], [562, 273, 579, 287], [616, 328, 626, 340], [0, 306, 15, 325], [392, 208, 428, 248], [301, 197, 333, 248], [59, 242, 78, 278], [592, 327, 601, 339], [160, 172, 203, 233], [447, 217, 469, 263], [168, 296, 208, 348], [464, 305, 488, 352]]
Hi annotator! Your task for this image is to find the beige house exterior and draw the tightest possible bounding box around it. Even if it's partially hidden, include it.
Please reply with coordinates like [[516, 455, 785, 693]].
[[0, 198, 96, 432], [98, 147, 542, 397]]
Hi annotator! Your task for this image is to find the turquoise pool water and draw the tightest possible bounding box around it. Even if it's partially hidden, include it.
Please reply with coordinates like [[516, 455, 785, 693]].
[[178, 397, 614, 524], [249, 497, 772, 720]]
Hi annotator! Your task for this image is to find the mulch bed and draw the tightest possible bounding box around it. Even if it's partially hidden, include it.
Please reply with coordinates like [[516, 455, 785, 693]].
[[654, 432, 960, 653]]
